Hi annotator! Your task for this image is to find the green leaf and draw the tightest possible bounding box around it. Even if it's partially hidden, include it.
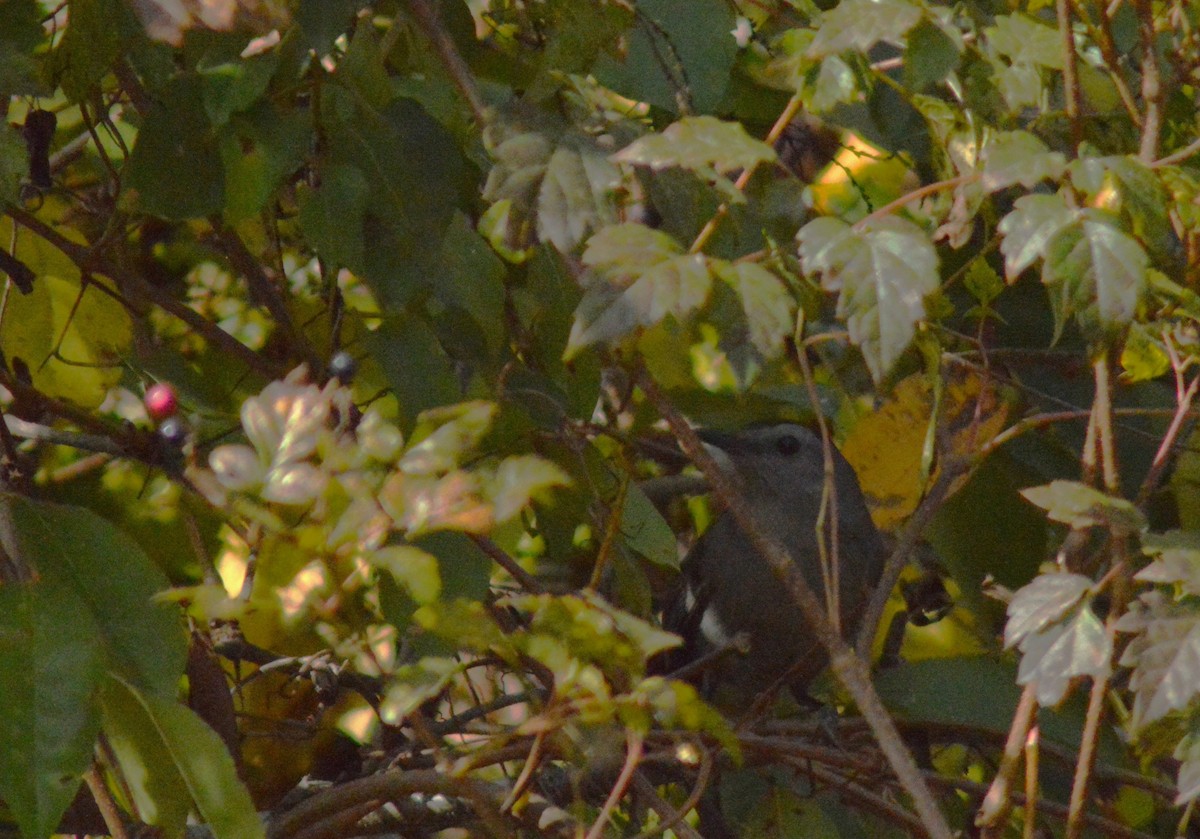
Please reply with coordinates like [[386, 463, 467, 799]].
[[379, 657, 464, 723], [1176, 731, 1200, 805], [54, 0, 135, 101], [713, 261, 796, 357], [298, 162, 370, 272], [621, 484, 679, 569], [198, 51, 278, 127], [997, 192, 1077, 279], [1020, 480, 1146, 535], [1139, 531, 1200, 595], [295, 0, 363, 54], [904, 18, 962, 91], [592, 0, 736, 114], [1004, 572, 1092, 648], [980, 130, 1066, 192], [1043, 215, 1148, 341], [0, 124, 27, 207], [985, 14, 1064, 68], [0, 0, 45, 99], [1, 495, 186, 697], [367, 313, 461, 433], [124, 76, 225, 220], [100, 677, 264, 839], [565, 224, 712, 358], [616, 116, 777, 177], [1120, 598, 1200, 730], [219, 103, 310, 220], [0, 583, 103, 839], [807, 0, 924, 58], [489, 455, 571, 522], [1070, 155, 1181, 269], [368, 545, 443, 605], [537, 142, 621, 253], [1016, 602, 1110, 706], [797, 216, 939, 382]]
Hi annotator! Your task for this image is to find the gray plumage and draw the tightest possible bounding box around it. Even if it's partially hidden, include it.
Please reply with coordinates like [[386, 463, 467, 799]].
[[665, 423, 886, 702]]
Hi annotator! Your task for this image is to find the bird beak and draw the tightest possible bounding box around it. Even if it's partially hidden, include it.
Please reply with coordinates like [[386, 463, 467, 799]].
[[695, 429, 738, 469]]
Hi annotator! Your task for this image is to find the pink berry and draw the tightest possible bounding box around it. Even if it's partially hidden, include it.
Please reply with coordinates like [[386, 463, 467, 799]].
[[145, 383, 179, 422]]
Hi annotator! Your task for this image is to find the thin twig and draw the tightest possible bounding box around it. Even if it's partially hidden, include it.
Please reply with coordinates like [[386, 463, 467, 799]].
[[689, 92, 804, 254], [469, 534, 543, 593], [1057, 0, 1083, 150], [1134, 0, 1162, 160], [976, 683, 1039, 835], [83, 762, 131, 839], [584, 730, 644, 839], [639, 371, 954, 839], [853, 174, 973, 231], [406, 0, 488, 124], [1023, 726, 1040, 839]]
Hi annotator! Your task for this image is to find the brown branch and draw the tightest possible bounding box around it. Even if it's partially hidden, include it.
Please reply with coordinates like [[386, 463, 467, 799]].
[[689, 92, 804, 255], [1057, 0, 1083, 151], [267, 769, 519, 839], [4, 206, 279, 380], [405, 0, 488, 125], [468, 534, 543, 593], [1133, 0, 1162, 160], [209, 221, 321, 371], [638, 370, 954, 839], [584, 730, 644, 839], [977, 683, 1039, 835], [84, 762, 131, 839], [853, 174, 973, 231]]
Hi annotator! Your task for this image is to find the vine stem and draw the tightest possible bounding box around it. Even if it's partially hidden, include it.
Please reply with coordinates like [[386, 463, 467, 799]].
[[406, 0, 488, 125], [688, 92, 804, 254], [852, 174, 973, 230], [977, 683, 1039, 835], [1057, 0, 1083, 150], [639, 370, 954, 839], [83, 762, 131, 839], [1133, 0, 1162, 160]]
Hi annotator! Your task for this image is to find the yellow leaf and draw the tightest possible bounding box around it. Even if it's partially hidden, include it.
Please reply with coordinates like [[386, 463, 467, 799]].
[[839, 370, 1013, 530]]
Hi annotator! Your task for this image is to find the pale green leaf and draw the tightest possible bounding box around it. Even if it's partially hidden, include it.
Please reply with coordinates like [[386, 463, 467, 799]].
[[797, 216, 939, 382], [980, 130, 1066, 192], [807, 0, 923, 58], [1004, 572, 1092, 648], [622, 484, 679, 569], [1043, 216, 1148, 340], [490, 455, 571, 522], [714, 261, 796, 357], [985, 14, 1064, 68], [1016, 603, 1110, 706], [997, 193, 1077, 279], [1020, 480, 1146, 535], [369, 546, 442, 605], [614, 116, 776, 176]]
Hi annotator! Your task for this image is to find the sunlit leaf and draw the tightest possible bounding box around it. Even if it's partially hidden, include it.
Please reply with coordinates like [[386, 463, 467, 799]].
[[980, 130, 1066, 192], [1014, 603, 1110, 706], [712, 261, 796, 357], [807, 0, 923, 58], [100, 677, 264, 839], [797, 216, 939, 382], [1021, 480, 1146, 535], [997, 193, 1077, 279], [490, 455, 571, 522], [368, 545, 442, 605]]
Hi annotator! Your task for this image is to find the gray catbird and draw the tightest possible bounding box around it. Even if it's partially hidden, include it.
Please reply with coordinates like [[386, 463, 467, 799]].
[[663, 423, 886, 704]]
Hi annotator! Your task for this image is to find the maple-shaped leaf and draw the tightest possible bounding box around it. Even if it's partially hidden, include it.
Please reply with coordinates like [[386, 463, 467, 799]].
[[997, 192, 1077, 280], [1120, 604, 1200, 730], [1004, 571, 1092, 648], [1020, 480, 1146, 536], [1014, 602, 1110, 706], [483, 126, 619, 255], [613, 116, 776, 201], [797, 215, 938, 382], [565, 223, 712, 358], [712, 261, 796, 357], [807, 0, 923, 58], [1138, 532, 1200, 596], [979, 130, 1066, 192], [1042, 213, 1149, 341]]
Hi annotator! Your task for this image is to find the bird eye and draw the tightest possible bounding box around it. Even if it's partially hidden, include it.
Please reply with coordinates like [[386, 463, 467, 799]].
[[776, 434, 802, 456]]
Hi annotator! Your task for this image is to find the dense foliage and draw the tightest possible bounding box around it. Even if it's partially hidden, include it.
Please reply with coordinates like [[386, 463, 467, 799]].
[[2, 0, 1200, 837]]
